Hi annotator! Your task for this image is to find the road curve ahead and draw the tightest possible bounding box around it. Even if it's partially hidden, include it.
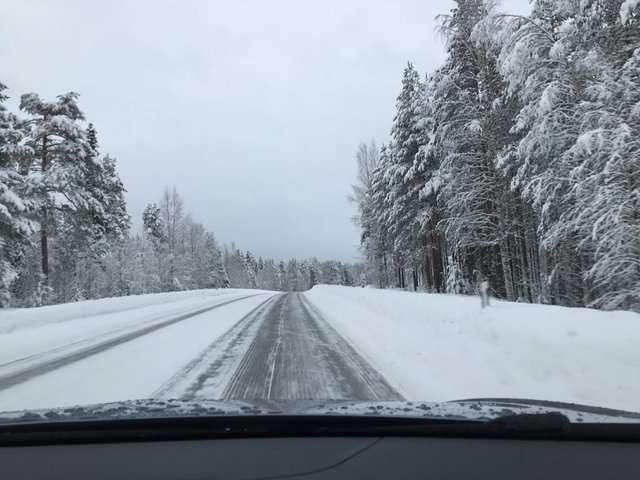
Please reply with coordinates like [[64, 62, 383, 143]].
[[220, 293, 402, 402]]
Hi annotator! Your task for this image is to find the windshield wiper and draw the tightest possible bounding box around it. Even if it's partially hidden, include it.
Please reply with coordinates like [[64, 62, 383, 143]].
[[333, 412, 640, 442]]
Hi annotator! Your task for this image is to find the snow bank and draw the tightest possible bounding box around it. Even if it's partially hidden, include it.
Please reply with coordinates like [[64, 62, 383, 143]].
[[0, 289, 259, 334], [305, 285, 640, 412], [0, 293, 277, 411], [0, 289, 265, 370]]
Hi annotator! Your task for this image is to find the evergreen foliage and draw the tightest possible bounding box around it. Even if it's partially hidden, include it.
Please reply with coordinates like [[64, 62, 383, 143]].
[[350, 0, 640, 311]]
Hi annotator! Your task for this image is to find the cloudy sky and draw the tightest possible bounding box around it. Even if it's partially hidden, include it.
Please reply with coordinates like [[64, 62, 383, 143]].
[[1, 0, 530, 262]]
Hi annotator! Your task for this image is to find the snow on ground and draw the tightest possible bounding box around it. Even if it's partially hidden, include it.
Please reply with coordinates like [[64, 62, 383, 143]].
[[0, 289, 276, 411], [0, 289, 262, 368], [305, 285, 640, 412], [0, 288, 258, 334]]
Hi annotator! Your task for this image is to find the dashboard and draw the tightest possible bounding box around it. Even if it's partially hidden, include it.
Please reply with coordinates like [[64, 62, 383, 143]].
[[3, 435, 640, 479]]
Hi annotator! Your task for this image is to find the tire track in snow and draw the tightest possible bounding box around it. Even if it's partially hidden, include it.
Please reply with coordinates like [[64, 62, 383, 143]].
[[152, 294, 283, 400], [0, 293, 264, 392], [221, 293, 403, 401]]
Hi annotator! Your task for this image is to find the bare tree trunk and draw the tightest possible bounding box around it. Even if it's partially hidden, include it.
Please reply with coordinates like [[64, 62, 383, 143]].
[[499, 238, 515, 301], [432, 232, 444, 293], [423, 251, 433, 290], [41, 134, 49, 278]]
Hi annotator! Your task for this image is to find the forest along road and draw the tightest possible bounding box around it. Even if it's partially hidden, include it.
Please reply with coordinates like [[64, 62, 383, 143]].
[[158, 292, 403, 402]]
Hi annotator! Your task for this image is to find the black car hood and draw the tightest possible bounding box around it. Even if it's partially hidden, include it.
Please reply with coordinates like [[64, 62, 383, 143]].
[[1, 398, 640, 425]]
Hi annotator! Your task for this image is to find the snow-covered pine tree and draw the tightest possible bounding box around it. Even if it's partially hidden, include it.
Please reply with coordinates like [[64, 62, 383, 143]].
[[0, 83, 34, 306], [50, 124, 130, 302], [307, 260, 318, 289], [340, 265, 354, 287], [245, 252, 258, 289], [203, 231, 229, 288], [276, 261, 287, 291], [19, 91, 99, 301], [142, 203, 165, 249]]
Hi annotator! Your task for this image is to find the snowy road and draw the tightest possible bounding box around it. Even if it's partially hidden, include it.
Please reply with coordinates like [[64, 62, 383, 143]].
[[157, 293, 402, 401], [2, 285, 638, 413], [0, 291, 401, 412]]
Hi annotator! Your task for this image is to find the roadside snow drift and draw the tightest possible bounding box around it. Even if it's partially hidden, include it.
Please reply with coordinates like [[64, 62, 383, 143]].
[[304, 285, 640, 412]]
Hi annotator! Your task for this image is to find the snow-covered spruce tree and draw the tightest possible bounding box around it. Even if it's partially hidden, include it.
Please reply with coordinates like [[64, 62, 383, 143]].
[[327, 262, 343, 285], [415, 75, 447, 293], [306, 260, 318, 289], [0, 83, 34, 306], [203, 232, 229, 288], [341, 265, 354, 287], [276, 261, 287, 291], [385, 64, 431, 291], [287, 259, 303, 291], [369, 144, 396, 288], [445, 258, 467, 294], [432, 0, 516, 300], [142, 203, 165, 249], [245, 252, 258, 289], [49, 124, 129, 302]]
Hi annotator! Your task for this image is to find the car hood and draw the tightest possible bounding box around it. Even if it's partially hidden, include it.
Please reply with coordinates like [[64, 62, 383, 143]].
[[1, 398, 640, 425]]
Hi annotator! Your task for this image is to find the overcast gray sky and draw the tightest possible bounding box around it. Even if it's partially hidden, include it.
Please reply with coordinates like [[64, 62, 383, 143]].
[[1, 0, 531, 262]]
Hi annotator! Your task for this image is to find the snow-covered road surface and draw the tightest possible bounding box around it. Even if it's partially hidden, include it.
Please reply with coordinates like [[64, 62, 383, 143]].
[[217, 293, 400, 401], [0, 290, 401, 412]]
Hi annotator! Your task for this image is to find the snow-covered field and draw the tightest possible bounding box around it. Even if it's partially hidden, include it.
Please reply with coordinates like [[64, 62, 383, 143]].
[[305, 285, 640, 412]]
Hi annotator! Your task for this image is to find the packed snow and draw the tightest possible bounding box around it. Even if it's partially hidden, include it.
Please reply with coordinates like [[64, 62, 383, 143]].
[[0, 289, 276, 411], [0, 288, 255, 334], [305, 285, 640, 412]]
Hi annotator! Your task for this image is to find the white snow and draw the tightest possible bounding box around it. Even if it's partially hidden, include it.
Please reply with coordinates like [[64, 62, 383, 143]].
[[0, 289, 276, 411], [0, 288, 251, 334], [1, 286, 638, 414], [304, 285, 640, 412], [620, 0, 639, 25]]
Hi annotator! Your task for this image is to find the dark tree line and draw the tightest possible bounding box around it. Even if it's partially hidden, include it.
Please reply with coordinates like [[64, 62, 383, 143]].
[[223, 247, 362, 292], [351, 0, 639, 311]]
